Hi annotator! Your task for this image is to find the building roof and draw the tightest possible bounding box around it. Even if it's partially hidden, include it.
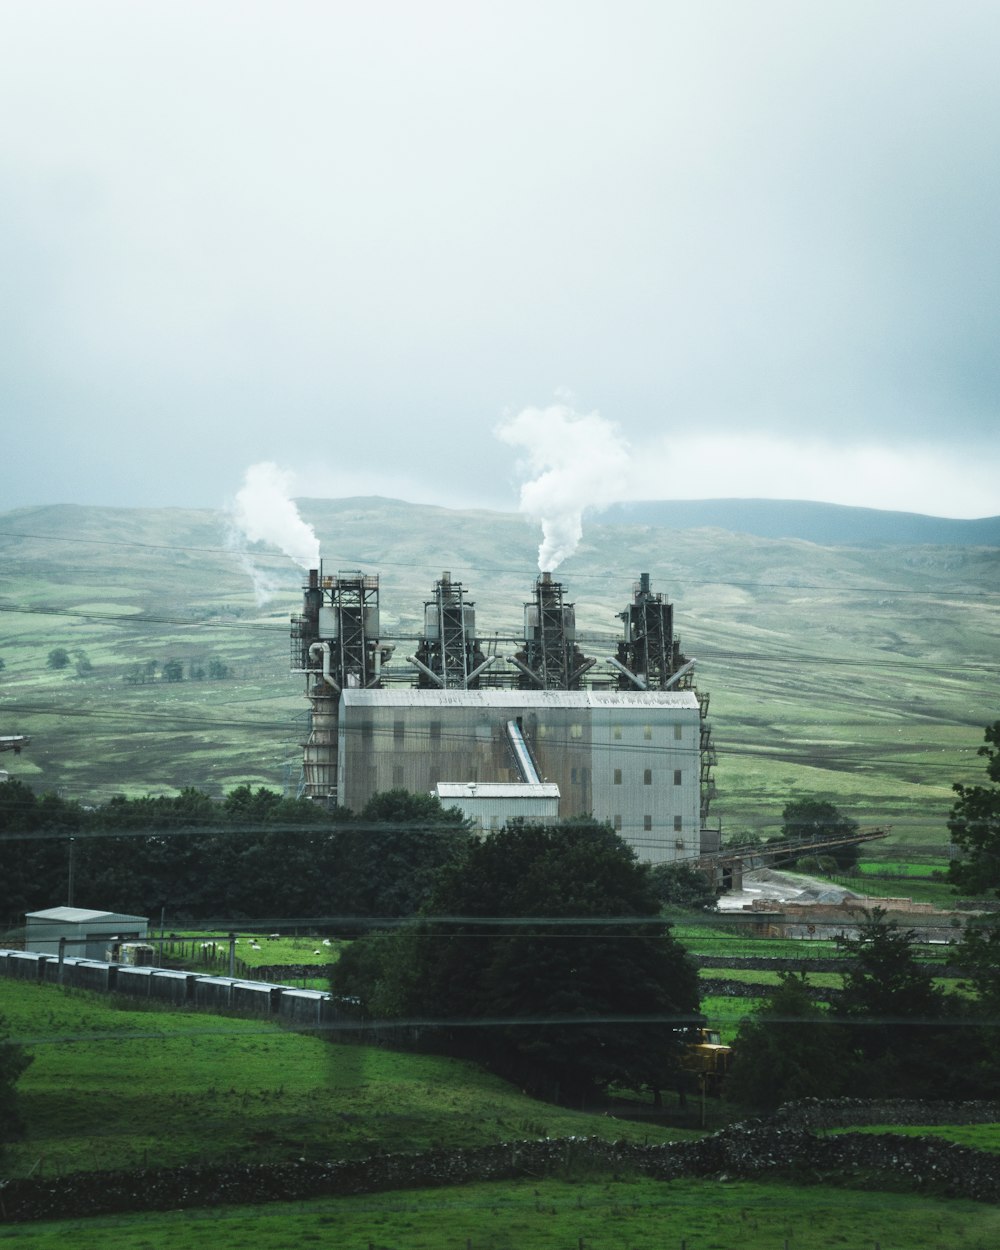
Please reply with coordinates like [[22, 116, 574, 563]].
[[25, 907, 148, 924], [342, 688, 699, 710], [436, 782, 561, 800]]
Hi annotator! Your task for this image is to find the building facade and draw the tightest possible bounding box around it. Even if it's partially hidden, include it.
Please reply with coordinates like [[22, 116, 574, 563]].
[[339, 688, 702, 864]]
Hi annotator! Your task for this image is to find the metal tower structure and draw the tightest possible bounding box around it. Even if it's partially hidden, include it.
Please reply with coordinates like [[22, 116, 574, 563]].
[[409, 572, 493, 689], [291, 569, 386, 803], [613, 572, 681, 689], [509, 572, 595, 689]]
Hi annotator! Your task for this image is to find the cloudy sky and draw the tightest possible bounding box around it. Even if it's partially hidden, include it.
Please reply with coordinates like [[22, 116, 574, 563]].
[[3, 1, 999, 520]]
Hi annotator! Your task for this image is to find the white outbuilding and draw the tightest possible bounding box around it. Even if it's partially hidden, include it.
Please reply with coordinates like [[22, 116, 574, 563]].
[[24, 906, 149, 960]]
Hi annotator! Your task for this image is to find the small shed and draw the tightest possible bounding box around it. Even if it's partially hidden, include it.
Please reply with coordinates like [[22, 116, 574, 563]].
[[434, 781, 561, 833], [24, 906, 149, 960]]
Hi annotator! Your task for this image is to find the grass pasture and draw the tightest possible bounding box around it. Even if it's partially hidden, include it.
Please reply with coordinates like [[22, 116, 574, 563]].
[[2, 980, 692, 1180], [5, 1176, 999, 1249]]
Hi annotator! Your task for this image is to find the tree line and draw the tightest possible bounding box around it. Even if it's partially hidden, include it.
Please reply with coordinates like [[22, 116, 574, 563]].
[[0, 784, 470, 928], [2, 720, 999, 1120]]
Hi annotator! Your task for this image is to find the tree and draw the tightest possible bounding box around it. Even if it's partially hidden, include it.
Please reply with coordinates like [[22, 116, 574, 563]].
[[73, 649, 94, 677], [949, 913, 1000, 1098], [351, 819, 702, 1104], [330, 789, 473, 918], [0, 1017, 33, 1147], [161, 659, 184, 682], [778, 798, 860, 871], [947, 721, 1000, 897], [835, 908, 957, 1097], [46, 647, 70, 670], [648, 861, 717, 911], [727, 973, 854, 1112]]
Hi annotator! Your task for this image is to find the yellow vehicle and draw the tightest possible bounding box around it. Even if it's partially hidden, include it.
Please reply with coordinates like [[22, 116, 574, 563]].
[[681, 1027, 732, 1094]]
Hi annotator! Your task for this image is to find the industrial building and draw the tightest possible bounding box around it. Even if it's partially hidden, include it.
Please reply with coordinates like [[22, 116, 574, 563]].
[[291, 569, 718, 864], [24, 906, 149, 960]]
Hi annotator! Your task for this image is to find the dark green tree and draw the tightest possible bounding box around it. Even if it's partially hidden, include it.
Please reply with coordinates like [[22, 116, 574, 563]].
[[0, 1017, 33, 1147], [374, 819, 701, 1104], [648, 861, 717, 911], [727, 973, 854, 1112], [778, 798, 860, 871], [331, 789, 473, 918], [949, 913, 1000, 1097], [161, 659, 184, 682], [46, 647, 70, 670], [0, 780, 84, 924], [948, 722, 1000, 897], [835, 908, 964, 1097]]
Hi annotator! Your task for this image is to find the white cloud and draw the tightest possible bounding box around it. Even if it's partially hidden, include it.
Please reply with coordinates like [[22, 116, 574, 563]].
[[628, 434, 1000, 519]]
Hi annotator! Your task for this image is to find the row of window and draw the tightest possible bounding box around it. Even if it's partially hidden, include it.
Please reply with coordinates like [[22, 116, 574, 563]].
[[612, 815, 686, 832], [613, 768, 683, 785], [375, 721, 688, 744]]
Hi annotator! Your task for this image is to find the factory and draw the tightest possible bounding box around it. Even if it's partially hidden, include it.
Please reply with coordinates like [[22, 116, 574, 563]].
[[291, 570, 718, 864]]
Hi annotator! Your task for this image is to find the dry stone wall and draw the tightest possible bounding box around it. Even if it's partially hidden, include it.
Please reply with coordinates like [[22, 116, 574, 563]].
[[4, 1115, 999, 1223]]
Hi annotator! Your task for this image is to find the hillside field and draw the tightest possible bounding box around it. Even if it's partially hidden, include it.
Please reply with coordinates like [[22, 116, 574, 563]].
[[1, 498, 997, 849]]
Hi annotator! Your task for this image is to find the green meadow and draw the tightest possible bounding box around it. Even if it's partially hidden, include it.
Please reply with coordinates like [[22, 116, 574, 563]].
[[4, 978, 1000, 1247], [5, 1177, 1000, 1250], [1, 980, 696, 1180]]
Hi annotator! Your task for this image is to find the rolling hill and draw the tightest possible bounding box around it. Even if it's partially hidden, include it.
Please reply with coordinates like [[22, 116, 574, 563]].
[[1, 497, 997, 848]]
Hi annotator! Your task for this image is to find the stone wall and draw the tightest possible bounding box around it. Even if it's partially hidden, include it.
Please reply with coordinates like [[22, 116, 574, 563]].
[[4, 1113, 999, 1223]]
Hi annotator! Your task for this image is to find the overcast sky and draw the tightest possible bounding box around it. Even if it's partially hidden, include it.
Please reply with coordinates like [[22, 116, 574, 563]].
[[3, 1, 999, 520]]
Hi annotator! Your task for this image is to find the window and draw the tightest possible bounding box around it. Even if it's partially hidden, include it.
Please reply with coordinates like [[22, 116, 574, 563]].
[[643, 815, 652, 831], [613, 815, 622, 831], [674, 769, 683, 785], [393, 719, 405, 744], [674, 723, 683, 741], [360, 720, 373, 745], [643, 768, 652, 785], [643, 724, 652, 741], [674, 815, 683, 832], [570, 723, 583, 739], [571, 767, 578, 784], [392, 765, 404, 786], [613, 725, 622, 740], [613, 768, 622, 785], [429, 721, 442, 743]]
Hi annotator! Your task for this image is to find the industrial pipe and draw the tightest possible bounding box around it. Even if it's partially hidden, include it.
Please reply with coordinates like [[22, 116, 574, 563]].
[[605, 656, 647, 689], [308, 642, 341, 693], [405, 654, 445, 687], [663, 659, 696, 689]]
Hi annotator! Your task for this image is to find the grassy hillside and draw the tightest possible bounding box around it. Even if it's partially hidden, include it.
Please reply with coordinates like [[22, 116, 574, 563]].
[[1, 498, 997, 849], [1, 979, 692, 1179], [4, 978, 999, 1247]]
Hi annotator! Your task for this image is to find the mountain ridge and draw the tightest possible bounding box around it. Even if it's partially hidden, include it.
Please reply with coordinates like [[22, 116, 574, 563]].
[[596, 499, 1000, 547], [3, 497, 998, 549]]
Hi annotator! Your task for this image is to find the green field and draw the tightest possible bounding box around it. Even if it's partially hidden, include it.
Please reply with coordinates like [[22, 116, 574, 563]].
[[5, 931, 999, 1244], [6, 1178, 1000, 1250], [1, 981, 694, 1180]]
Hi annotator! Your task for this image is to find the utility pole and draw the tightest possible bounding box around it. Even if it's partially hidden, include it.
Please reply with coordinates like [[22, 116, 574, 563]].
[[67, 836, 76, 906]]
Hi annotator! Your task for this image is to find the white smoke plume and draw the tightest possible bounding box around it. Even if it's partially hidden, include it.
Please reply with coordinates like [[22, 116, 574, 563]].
[[229, 462, 320, 604], [495, 403, 632, 571]]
